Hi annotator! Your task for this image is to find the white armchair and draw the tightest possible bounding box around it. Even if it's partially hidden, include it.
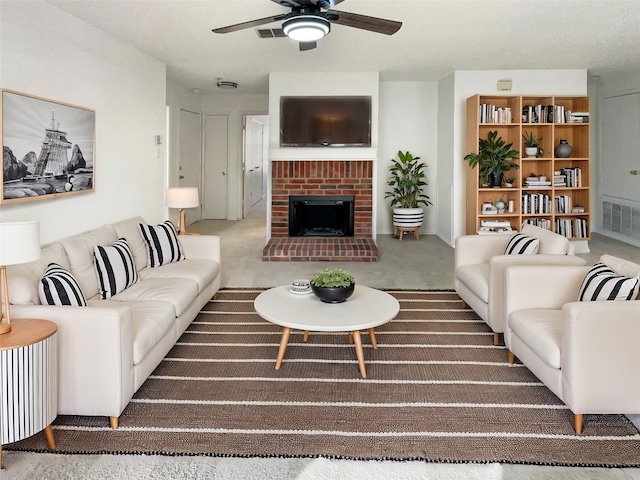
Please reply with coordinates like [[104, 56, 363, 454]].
[[504, 255, 640, 433], [454, 225, 586, 345]]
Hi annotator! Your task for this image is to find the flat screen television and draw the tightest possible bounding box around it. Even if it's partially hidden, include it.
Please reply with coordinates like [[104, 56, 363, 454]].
[[280, 96, 371, 147]]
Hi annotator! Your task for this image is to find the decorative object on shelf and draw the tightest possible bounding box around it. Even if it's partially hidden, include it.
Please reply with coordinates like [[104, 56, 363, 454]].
[[464, 130, 519, 188], [290, 279, 311, 294], [482, 203, 498, 214], [572, 205, 585, 213], [165, 187, 200, 235], [0, 221, 41, 334], [504, 177, 516, 187], [309, 268, 355, 304], [495, 198, 506, 214], [522, 130, 540, 158], [555, 139, 573, 158], [385, 150, 432, 231]]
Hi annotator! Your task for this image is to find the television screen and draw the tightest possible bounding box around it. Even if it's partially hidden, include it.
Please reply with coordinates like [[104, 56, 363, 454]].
[[280, 96, 371, 147]]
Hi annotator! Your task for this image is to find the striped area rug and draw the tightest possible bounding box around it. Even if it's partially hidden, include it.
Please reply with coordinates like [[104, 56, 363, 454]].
[[9, 289, 640, 466]]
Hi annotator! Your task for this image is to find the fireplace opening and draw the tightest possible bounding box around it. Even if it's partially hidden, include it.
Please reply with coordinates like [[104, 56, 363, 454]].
[[289, 195, 355, 237]]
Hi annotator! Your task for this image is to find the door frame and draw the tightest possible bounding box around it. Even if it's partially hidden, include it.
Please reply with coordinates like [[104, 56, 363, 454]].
[[242, 112, 269, 218]]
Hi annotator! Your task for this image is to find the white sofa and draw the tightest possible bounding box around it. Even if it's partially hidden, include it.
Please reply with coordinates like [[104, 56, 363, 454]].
[[504, 255, 640, 433], [6, 217, 221, 429], [455, 225, 587, 345]]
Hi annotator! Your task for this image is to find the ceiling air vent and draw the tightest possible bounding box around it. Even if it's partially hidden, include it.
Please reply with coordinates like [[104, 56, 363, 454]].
[[256, 28, 286, 39]]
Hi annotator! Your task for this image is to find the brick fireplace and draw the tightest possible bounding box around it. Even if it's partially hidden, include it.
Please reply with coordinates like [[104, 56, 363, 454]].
[[262, 159, 378, 261]]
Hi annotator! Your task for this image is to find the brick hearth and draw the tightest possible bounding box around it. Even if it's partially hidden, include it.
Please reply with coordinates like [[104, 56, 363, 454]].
[[263, 159, 378, 262]]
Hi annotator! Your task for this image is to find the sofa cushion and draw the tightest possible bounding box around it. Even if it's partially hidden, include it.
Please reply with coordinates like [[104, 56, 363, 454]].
[[139, 259, 220, 294], [509, 309, 562, 369], [455, 264, 489, 303], [89, 299, 175, 365], [94, 238, 139, 299], [504, 233, 539, 255], [7, 242, 69, 305], [111, 216, 149, 272], [578, 263, 640, 302], [39, 263, 87, 306], [521, 224, 570, 255], [139, 221, 184, 268], [110, 277, 198, 317], [62, 224, 118, 299]]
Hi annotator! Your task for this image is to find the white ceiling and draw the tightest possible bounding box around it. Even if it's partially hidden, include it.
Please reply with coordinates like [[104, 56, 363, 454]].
[[48, 0, 640, 94]]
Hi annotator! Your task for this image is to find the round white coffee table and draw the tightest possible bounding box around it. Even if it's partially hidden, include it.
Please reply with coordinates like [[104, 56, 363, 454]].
[[254, 285, 399, 378]]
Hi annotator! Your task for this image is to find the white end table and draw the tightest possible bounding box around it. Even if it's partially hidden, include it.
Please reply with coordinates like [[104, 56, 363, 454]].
[[254, 285, 399, 378], [0, 318, 57, 469]]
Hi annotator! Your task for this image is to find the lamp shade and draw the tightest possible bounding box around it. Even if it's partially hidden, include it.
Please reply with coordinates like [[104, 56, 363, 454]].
[[282, 16, 330, 42], [165, 187, 200, 209], [0, 221, 41, 265]]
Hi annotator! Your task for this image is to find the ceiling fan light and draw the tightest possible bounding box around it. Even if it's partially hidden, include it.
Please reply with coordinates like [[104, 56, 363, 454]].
[[282, 16, 330, 42], [216, 80, 238, 90]]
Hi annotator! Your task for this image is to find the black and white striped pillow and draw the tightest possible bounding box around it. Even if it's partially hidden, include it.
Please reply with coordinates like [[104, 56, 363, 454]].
[[39, 263, 87, 306], [138, 221, 185, 268], [578, 262, 640, 301], [94, 238, 138, 299], [504, 233, 540, 255]]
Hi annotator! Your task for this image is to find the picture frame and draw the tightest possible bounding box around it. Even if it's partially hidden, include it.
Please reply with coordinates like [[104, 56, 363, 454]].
[[1, 89, 95, 204]]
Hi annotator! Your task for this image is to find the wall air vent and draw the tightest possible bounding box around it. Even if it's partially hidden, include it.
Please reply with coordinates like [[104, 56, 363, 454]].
[[603, 201, 640, 241], [257, 28, 286, 39]]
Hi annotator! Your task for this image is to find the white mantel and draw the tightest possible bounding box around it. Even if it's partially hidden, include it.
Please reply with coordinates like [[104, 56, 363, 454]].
[[269, 147, 379, 162]]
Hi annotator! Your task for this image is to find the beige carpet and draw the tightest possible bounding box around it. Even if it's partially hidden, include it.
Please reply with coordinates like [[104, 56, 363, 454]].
[[8, 289, 640, 467]]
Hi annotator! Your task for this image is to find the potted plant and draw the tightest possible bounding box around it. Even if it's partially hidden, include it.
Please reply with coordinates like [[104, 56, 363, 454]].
[[384, 150, 433, 231], [464, 130, 519, 188], [522, 131, 540, 158], [310, 268, 355, 304], [504, 177, 516, 187]]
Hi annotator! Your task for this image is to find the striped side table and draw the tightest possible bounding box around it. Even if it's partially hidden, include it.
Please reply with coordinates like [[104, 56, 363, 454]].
[[0, 318, 57, 469]]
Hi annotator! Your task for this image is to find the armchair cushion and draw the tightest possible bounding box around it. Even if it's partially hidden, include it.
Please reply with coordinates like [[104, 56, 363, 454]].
[[455, 264, 489, 302], [509, 309, 562, 369], [504, 233, 539, 255], [578, 263, 640, 302]]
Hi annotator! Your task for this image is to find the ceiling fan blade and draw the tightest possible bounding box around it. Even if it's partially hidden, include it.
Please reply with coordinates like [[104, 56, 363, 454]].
[[212, 14, 286, 34], [270, 0, 302, 7], [327, 9, 402, 35], [299, 41, 317, 51]]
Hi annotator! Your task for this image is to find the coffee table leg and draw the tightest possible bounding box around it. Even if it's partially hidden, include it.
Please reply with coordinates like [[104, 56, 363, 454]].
[[352, 330, 367, 379], [368, 328, 378, 349], [275, 327, 291, 370], [303, 330, 309, 342]]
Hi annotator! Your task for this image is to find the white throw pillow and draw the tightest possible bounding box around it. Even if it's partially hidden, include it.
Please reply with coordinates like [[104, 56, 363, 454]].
[[39, 263, 87, 306], [94, 238, 138, 299], [578, 262, 640, 301], [138, 221, 185, 268], [504, 233, 540, 255]]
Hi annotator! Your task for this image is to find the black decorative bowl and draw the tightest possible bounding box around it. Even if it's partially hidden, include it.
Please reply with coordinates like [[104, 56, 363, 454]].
[[311, 283, 355, 304]]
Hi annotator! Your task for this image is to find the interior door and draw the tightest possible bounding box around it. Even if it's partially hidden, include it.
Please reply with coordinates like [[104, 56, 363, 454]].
[[601, 93, 640, 202], [243, 115, 266, 216], [203, 114, 229, 219], [178, 108, 202, 224]]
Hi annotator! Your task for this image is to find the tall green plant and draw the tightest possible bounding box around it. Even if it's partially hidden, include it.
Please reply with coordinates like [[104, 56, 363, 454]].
[[385, 150, 433, 209]]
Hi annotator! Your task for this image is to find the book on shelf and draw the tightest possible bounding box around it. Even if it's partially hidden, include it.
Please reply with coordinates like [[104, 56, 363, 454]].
[[554, 195, 572, 214], [560, 167, 582, 187], [555, 217, 588, 239], [479, 104, 512, 124], [522, 218, 552, 230], [522, 193, 551, 214]]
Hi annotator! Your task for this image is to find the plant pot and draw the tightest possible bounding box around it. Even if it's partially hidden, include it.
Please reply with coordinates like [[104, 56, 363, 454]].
[[525, 146, 538, 158], [392, 207, 424, 228], [311, 283, 355, 304], [490, 172, 504, 188]]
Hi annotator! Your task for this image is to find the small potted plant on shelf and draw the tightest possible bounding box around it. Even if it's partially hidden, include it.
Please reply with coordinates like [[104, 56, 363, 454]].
[[385, 150, 433, 232], [504, 177, 516, 187], [310, 268, 355, 304], [464, 131, 519, 188], [522, 131, 540, 158]]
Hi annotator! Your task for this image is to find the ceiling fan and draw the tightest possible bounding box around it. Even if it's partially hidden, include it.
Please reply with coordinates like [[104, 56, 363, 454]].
[[212, 0, 402, 51]]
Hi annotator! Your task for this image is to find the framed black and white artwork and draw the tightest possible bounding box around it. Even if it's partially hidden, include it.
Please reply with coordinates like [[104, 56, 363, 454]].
[[1, 89, 95, 204]]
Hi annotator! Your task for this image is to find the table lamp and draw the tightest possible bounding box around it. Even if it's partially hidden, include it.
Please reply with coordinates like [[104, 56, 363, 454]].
[[165, 187, 200, 235], [0, 221, 41, 334]]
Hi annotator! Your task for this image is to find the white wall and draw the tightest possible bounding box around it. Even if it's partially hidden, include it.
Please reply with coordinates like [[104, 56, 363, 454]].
[[378, 81, 438, 235], [0, 1, 166, 245], [200, 94, 268, 220], [436, 74, 456, 243], [439, 70, 588, 246]]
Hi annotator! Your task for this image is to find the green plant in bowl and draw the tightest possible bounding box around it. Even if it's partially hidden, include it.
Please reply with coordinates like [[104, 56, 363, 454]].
[[310, 268, 355, 288]]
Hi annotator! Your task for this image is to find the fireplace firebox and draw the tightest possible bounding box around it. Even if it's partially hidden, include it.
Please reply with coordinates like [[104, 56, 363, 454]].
[[289, 195, 355, 237]]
